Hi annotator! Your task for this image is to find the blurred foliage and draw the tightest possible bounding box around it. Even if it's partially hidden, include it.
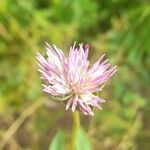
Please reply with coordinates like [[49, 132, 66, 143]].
[[0, 0, 150, 150], [49, 130, 64, 150], [49, 128, 92, 150]]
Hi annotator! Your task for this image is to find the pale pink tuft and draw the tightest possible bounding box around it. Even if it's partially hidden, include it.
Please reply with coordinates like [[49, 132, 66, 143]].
[[36, 42, 117, 116]]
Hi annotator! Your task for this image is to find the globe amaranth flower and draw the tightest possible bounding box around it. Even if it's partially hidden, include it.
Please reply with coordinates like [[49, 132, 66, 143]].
[[36, 42, 117, 116]]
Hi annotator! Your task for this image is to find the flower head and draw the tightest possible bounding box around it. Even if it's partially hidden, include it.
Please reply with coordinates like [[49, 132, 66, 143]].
[[36, 42, 117, 116]]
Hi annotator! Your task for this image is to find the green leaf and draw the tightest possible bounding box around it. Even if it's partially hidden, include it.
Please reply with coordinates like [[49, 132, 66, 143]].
[[76, 128, 92, 150], [49, 130, 64, 150]]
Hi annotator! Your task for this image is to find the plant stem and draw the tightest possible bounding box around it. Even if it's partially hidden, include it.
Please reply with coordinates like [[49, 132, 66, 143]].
[[71, 111, 80, 150], [0, 98, 45, 149]]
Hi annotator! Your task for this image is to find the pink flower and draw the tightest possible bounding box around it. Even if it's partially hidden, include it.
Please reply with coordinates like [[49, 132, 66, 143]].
[[36, 42, 117, 116]]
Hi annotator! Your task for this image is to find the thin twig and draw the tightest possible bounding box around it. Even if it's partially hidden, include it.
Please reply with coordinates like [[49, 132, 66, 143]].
[[0, 98, 45, 149], [116, 113, 142, 150]]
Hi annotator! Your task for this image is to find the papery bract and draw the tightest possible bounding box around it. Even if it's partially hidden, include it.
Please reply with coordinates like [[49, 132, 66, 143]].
[[36, 43, 117, 116]]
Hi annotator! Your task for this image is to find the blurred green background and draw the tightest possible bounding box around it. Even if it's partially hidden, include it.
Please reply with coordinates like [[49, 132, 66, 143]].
[[0, 0, 150, 149]]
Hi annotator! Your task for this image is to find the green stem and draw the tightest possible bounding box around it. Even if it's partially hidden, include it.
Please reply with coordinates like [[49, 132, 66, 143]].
[[71, 111, 80, 150]]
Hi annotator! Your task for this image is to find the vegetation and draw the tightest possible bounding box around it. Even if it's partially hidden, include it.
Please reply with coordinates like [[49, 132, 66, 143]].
[[0, 0, 149, 149]]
